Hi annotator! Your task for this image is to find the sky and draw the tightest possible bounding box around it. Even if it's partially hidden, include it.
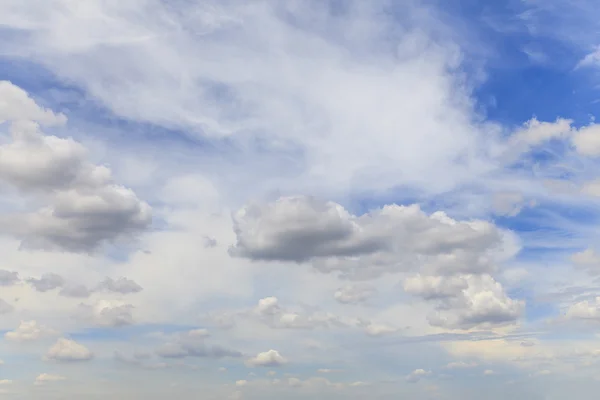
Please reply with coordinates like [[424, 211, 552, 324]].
[[3, 0, 600, 399]]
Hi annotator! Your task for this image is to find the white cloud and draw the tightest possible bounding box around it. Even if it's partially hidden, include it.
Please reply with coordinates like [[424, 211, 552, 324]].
[[445, 361, 478, 369], [510, 117, 573, 148], [572, 124, 600, 157], [45, 338, 93, 362], [406, 369, 431, 383], [334, 284, 375, 304], [364, 323, 398, 337], [34, 373, 66, 386], [404, 273, 523, 330], [246, 350, 288, 368], [0, 80, 66, 126], [5, 320, 59, 342], [566, 297, 600, 321]]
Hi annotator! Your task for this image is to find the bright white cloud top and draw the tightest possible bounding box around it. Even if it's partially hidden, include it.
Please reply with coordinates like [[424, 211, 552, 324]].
[[0, 0, 600, 399]]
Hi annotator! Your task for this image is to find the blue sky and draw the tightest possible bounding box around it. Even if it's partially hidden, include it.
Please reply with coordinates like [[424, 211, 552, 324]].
[[2, 0, 600, 399]]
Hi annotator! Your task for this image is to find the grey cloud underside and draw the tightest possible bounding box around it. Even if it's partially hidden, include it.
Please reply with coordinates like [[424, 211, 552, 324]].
[[25, 273, 143, 298], [27, 273, 65, 292], [229, 196, 505, 280], [0, 87, 152, 252], [154, 330, 242, 359], [96, 277, 143, 294], [0, 269, 19, 286], [156, 343, 242, 359]]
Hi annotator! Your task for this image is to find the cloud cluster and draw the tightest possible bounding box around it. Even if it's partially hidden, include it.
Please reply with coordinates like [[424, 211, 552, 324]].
[[231, 196, 522, 330]]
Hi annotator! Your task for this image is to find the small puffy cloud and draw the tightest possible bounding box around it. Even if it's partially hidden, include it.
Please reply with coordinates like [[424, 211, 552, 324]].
[[405, 274, 523, 330], [0, 379, 12, 385], [571, 248, 600, 274], [27, 273, 65, 292], [246, 350, 288, 368], [406, 369, 431, 383], [0, 270, 19, 286], [34, 373, 66, 386], [76, 300, 134, 327], [334, 284, 375, 304], [566, 297, 600, 321], [572, 124, 600, 157], [96, 277, 143, 294], [0, 81, 66, 126], [509, 118, 573, 148], [45, 338, 93, 362], [0, 299, 14, 315], [235, 380, 248, 387], [5, 320, 59, 342], [483, 369, 495, 376]]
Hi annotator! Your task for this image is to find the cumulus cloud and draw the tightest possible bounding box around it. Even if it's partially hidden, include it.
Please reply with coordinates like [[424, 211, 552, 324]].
[[45, 338, 93, 362], [246, 350, 288, 368], [76, 300, 135, 327], [0, 88, 151, 252], [0, 81, 66, 126], [405, 274, 523, 330], [5, 320, 59, 342], [334, 284, 375, 304], [252, 297, 363, 330], [406, 369, 431, 383], [34, 373, 66, 386], [231, 196, 510, 280], [566, 297, 600, 321], [571, 248, 600, 274], [572, 124, 600, 157]]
